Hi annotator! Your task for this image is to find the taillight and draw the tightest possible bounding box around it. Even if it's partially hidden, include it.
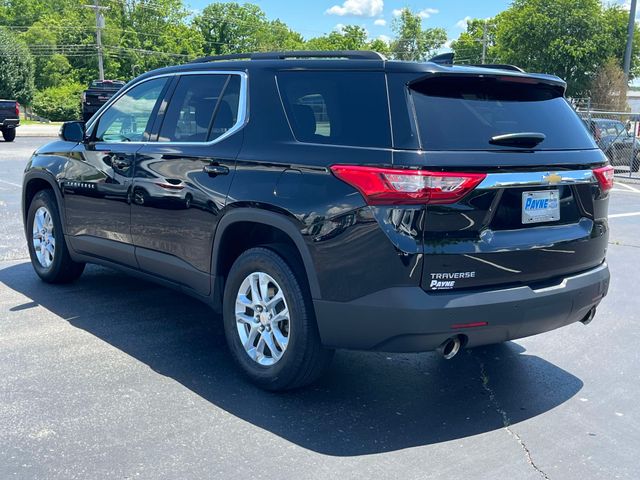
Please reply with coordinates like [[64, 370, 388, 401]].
[[330, 165, 486, 205], [15, 102, 20, 118], [593, 165, 614, 193]]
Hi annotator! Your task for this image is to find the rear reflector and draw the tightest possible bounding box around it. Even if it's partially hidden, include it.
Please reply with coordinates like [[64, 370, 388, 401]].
[[451, 321, 488, 329], [593, 165, 614, 193], [330, 165, 486, 205]]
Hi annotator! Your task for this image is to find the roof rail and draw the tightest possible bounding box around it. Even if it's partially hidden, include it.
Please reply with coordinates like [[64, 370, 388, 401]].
[[189, 50, 385, 64], [469, 64, 525, 72]]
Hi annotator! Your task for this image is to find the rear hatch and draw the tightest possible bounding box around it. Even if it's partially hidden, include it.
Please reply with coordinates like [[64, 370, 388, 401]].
[[397, 72, 610, 292]]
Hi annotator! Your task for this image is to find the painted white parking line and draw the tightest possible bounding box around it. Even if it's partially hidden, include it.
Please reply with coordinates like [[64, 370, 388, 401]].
[[609, 211, 640, 218], [0, 179, 21, 188], [610, 188, 640, 193], [614, 182, 640, 192]]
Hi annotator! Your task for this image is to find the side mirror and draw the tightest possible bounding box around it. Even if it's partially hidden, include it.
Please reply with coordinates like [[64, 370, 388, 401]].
[[59, 121, 86, 142]]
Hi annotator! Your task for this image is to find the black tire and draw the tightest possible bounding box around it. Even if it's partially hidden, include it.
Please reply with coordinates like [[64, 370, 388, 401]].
[[633, 154, 640, 173], [2, 127, 16, 142], [26, 190, 85, 283], [223, 247, 334, 391]]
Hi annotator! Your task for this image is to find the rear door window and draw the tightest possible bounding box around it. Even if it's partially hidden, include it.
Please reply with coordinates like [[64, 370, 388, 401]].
[[277, 71, 391, 148], [409, 75, 597, 151], [208, 74, 241, 140], [158, 74, 230, 143]]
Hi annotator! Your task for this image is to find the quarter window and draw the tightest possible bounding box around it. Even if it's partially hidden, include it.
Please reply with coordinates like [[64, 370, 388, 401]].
[[94, 78, 167, 143], [277, 71, 391, 148]]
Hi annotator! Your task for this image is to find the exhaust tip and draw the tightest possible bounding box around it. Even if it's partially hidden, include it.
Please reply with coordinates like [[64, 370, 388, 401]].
[[580, 307, 597, 326], [438, 336, 461, 360]]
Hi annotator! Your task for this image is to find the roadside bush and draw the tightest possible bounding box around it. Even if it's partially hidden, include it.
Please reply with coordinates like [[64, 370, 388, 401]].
[[32, 83, 84, 122]]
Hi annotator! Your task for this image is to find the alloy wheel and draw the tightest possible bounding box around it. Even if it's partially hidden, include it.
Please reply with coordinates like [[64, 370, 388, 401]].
[[32, 206, 55, 268], [235, 271, 290, 366]]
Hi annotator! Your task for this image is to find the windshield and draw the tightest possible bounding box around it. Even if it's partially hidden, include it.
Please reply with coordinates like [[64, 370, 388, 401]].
[[409, 75, 597, 151]]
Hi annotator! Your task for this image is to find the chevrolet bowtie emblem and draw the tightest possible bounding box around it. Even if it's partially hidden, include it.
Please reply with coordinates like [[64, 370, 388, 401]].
[[543, 173, 563, 185]]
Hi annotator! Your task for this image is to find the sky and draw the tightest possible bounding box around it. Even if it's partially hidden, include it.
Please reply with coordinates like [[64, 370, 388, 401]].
[[187, 0, 631, 45]]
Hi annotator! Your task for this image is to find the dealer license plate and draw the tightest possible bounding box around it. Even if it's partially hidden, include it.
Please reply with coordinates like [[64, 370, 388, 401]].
[[522, 190, 560, 224]]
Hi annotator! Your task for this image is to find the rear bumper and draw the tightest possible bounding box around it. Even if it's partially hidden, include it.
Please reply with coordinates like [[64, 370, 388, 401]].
[[1, 119, 19, 128], [314, 262, 610, 352]]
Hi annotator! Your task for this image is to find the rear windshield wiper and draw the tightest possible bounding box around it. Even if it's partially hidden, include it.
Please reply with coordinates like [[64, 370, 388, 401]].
[[489, 132, 546, 148]]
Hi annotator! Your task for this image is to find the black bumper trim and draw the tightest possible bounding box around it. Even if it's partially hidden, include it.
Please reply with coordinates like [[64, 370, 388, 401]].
[[313, 263, 610, 352]]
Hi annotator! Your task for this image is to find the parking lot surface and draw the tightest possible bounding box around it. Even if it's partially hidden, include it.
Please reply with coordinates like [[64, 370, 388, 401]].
[[1, 137, 639, 479]]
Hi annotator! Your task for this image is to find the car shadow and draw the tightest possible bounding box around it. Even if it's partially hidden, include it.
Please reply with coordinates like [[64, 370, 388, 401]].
[[0, 262, 583, 457]]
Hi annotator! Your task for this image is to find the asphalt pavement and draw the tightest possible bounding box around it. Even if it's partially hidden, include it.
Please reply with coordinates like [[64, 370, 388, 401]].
[[1, 137, 639, 479]]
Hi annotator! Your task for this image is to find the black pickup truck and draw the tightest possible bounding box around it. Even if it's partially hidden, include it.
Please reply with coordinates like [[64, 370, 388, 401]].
[[0, 99, 19, 142], [81, 80, 125, 122]]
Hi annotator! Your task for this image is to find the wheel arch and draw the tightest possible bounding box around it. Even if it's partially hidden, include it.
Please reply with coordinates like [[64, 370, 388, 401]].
[[211, 208, 321, 304], [23, 171, 66, 230]]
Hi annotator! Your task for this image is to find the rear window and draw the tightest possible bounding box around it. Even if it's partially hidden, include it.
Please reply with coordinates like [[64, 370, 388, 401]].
[[277, 71, 391, 148], [90, 80, 125, 89], [409, 75, 596, 151]]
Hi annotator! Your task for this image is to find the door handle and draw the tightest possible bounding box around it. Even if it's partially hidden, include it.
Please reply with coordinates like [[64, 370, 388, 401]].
[[203, 164, 229, 176]]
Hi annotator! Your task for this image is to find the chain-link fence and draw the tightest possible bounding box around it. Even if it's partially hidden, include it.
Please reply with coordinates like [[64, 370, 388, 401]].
[[574, 100, 640, 182]]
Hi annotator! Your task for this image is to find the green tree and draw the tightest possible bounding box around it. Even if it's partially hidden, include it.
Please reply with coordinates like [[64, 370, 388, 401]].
[[194, 2, 268, 55], [589, 57, 628, 111], [368, 38, 391, 57], [32, 82, 84, 121], [494, 0, 639, 95], [0, 27, 35, 104], [256, 19, 304, 51], [305, 25, 390, 56], [305, 25, 368, 51], [450, 18, 498, 65], [390, 8, 447, 61]]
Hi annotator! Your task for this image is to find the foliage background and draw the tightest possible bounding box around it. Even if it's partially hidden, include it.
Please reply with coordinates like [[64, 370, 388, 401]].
[[0, 0, 638, 115]]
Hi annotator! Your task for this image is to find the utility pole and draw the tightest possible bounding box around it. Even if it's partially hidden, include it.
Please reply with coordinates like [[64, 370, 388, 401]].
[[481, 20, 488, 65], [84, 0, 108, 80], [624, 0, 638, 80]]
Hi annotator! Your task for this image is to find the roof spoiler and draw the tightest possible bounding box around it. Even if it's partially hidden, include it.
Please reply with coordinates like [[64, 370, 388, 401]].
[[469, 64, 525, 72], [407, 70, 567, 95], [428, 52, 454, 65]]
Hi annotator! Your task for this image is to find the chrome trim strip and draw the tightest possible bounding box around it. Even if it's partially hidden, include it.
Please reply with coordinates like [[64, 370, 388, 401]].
[[477, 169, 595, 189], [85, 70, 248, 147]]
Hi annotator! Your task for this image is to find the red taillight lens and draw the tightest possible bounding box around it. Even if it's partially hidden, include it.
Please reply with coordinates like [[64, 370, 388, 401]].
[[593, 165, 614, 193], [330, 165, 486, 205], [15, 102, 20, 118]]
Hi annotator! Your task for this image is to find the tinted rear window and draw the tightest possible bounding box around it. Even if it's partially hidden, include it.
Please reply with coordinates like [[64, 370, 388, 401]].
[[277, 71, 391, 148], [90, 81, 125, 89], [410, 75, 596, 151]]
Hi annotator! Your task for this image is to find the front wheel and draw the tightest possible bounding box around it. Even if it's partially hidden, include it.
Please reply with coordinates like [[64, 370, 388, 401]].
[[223, 247, 334, 390], [26, 190, 85, 283]]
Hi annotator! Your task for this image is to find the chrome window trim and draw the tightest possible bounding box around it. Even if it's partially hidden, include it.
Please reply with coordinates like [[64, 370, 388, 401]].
[[476, 169, 595, 189], [85, 70, 248, 146]]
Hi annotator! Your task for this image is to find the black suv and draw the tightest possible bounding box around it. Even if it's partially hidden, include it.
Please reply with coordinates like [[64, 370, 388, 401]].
[[22, 51, 611, 390]]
